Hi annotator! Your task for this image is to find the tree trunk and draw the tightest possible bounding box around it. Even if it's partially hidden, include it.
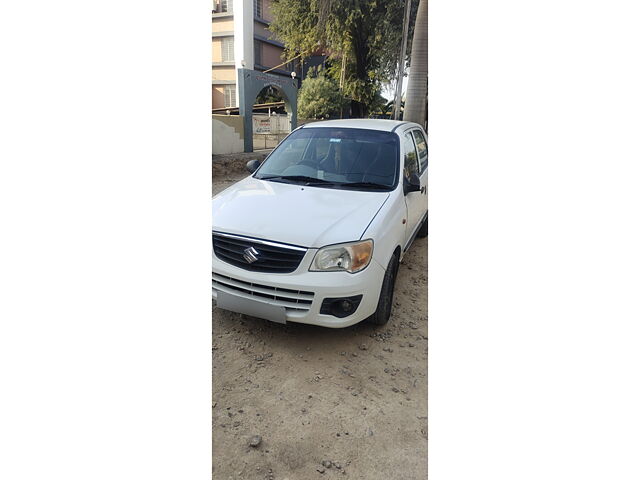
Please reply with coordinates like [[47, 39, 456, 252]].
[[350, 27, 371, 118], [404, 0, 427, 129], [351, 99, 364, 118]]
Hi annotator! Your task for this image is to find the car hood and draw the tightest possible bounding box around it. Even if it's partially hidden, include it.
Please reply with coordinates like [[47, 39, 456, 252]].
[[212, 176, 389, 248]]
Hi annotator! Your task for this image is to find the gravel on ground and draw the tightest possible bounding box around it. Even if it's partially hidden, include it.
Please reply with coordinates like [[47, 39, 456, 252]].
[[213, 171, 428, 480]]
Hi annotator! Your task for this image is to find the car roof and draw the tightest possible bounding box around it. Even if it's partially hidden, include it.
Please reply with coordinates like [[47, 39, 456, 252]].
[[298, 119, 422, 133]]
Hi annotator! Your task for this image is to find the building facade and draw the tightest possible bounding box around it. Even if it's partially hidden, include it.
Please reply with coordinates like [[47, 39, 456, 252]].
[[212, 0, 299, 110]]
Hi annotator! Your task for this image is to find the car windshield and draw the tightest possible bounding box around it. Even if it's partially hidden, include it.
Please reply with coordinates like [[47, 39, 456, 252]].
[[254, 127, 399, 190]]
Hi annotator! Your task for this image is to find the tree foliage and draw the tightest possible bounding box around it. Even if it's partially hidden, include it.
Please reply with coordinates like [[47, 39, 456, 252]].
[[270, 0, 416, 117], [297, 69, 345, 119]]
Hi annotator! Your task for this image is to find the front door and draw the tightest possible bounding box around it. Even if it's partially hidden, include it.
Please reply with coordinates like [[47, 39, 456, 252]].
[[411, 127, 428, 214], [402, 130, 425, 247]]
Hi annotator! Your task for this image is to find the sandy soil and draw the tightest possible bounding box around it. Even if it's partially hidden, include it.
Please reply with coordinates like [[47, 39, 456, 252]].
[[213, 171, 428, 480]]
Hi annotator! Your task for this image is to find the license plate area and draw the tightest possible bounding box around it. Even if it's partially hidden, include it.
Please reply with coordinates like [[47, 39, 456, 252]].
[[217, 291, 287, 324]]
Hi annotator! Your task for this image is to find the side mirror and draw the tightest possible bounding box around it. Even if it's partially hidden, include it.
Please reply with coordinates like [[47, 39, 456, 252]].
[[404, 173, 421, 194], [246, 159, 261, 174]]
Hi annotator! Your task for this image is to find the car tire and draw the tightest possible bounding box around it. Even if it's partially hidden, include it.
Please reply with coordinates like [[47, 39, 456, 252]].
[[367, 252, 400, 326], [417, 213, 428, 238]]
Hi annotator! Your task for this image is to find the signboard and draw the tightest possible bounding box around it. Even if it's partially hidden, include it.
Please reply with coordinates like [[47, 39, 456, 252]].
[[253, 117, 271, 134], [254, 74, 293, 89]]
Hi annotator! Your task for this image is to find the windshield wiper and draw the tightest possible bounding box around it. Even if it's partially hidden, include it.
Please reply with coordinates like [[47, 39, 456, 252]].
[[335, 181, 389, 190], [257, 175, 334, 185], [258, 176, 388, 190]]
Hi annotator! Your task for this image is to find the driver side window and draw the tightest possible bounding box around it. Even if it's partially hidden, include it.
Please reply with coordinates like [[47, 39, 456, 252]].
[[403, 131, 419, 179], [412, 129, 428, 172]]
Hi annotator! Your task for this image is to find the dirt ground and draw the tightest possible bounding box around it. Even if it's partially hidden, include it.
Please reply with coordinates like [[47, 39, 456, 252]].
[[213, 171, 428, 480]]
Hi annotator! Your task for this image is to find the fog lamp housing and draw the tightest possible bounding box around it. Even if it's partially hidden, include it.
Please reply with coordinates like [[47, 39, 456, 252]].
[[320, 295, 363, 318]]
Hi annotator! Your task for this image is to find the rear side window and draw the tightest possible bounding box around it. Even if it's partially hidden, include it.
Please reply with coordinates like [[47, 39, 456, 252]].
[[403, 131, 419, 179], [412, 129, 428, 171]]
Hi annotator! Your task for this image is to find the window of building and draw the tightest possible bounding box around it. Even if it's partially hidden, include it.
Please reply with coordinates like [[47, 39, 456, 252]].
[[224, 85, 236, 108], [254, 40, 262, 66], [412, 129, 428, 171], [254, 0, 262, 19], [220, 0, 232, 13], [403, 131, 419, 178], [221, 37, 234, 62]]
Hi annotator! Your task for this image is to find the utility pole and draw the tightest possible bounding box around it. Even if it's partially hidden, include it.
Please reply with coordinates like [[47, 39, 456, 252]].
[[393, 0, 412, 120]]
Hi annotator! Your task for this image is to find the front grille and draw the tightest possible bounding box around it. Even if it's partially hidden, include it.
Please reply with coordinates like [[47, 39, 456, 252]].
[[212, 273, 315, 311], [212, 233, 307, 273]]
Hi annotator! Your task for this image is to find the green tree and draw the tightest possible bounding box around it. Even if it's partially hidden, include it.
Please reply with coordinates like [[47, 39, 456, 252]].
[[297, 71, 345, 119], [271, 0, 415, 117]]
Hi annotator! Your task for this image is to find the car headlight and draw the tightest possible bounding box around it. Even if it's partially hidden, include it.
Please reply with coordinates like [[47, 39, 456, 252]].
[[309, 240, 374, 273]]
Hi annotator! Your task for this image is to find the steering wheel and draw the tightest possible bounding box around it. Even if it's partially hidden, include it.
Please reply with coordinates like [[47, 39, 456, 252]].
[[282, 164, 317, 176], [297, 160, 317, 168]]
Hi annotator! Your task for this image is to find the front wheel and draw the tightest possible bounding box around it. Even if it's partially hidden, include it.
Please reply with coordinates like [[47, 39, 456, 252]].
[[367, 252, 399, 326]]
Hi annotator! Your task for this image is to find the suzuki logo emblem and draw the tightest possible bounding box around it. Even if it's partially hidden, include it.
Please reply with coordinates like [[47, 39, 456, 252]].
[[243, 247, 260, 264]]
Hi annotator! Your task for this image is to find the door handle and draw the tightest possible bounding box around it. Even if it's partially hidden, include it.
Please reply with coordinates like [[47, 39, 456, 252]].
[[421, 186, 426, 194]]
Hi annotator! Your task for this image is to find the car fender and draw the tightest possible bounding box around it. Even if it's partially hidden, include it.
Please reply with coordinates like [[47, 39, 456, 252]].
[[361, 189, 406, 270]]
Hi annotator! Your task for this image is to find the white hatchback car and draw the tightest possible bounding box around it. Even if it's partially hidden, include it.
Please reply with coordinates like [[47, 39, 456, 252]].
[[212, 119, 428, 328]]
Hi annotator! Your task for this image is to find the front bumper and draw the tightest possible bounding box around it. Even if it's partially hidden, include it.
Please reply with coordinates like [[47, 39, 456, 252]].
[[212, 249, 386, 328]]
